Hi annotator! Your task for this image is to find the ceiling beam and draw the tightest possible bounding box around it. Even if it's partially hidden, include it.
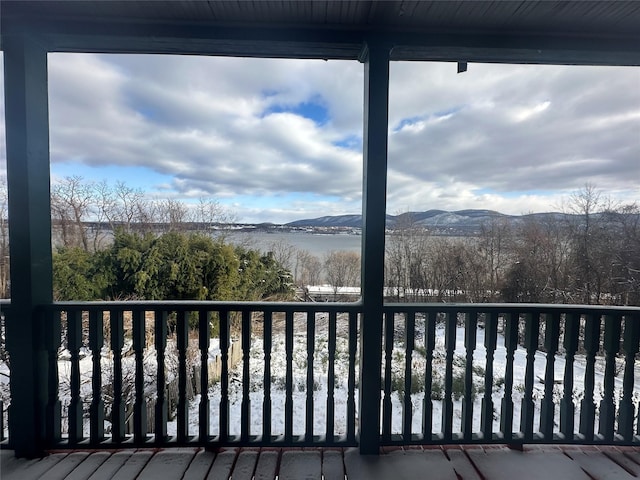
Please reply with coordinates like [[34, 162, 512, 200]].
[[2, 15, 640, 66]]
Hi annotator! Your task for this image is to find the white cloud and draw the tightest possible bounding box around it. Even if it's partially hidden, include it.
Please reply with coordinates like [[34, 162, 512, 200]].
[[510, 100, 551, 122], [0, 52, 638, 223], [386, 62, 640, 215]]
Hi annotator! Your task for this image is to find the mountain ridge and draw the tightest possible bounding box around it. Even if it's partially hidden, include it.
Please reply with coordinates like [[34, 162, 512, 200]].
[[284, 209, 612, 234]]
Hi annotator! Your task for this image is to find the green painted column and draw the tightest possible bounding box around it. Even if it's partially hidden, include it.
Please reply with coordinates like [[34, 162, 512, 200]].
[[358, 41, 390, 455], [3, 34, 53, 458]]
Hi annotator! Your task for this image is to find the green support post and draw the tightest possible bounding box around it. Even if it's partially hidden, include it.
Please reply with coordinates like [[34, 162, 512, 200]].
[[3, 34, 54, 457], [358, 41, 390, 455]]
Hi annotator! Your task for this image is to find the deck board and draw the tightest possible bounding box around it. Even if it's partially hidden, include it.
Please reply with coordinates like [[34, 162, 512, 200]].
[[444, 447, 483, 480], [321, 449, 345, 480], [466, 446, 591, 480], [344, 448, 458, 480], [137, 448, 198, 480], [44, 452, 90, 480], [86, 451, 134, 480], [564, 450, 635, 480], [279, 450, 322, 480], [63, 451, 110, 480], [110, 450, 154, 480], [182, 450, 216, 480], [253, 450, 279, 480], [2, 445, 640, 480], [230, 450, 259, 480], [620, 449, 640, 471], [603, 448, 640, 476], [206, 448, 237, 480]]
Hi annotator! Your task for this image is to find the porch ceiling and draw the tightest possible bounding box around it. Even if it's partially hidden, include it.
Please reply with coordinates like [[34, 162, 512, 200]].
[[2, 1, 640, 64]]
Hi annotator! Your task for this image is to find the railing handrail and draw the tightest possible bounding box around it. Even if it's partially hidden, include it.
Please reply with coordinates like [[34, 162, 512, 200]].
[[385, 302, 640, 314], [43, 300, 363, 312], [42, 299, 640, 314]]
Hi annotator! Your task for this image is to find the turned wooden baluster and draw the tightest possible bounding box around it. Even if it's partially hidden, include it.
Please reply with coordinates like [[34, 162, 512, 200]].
[[598, 314, 621, 441], [442, 312, 456, 441], [560, 313, 579, 440], [284, 310, 294, 442], [500, 313, 518, 442], [403, 310, 416, 442], [579, 314, 600, 441], [68, 310, 83, 444], [154, 310, 168, 444], [240, 310, 252, 443], [481, 312, 498, 440], [263, 311, 272, 441], [618, 314, 640, 440], [462, 311, 477, 441], [89, 310, 104, 444], [422, 312, 436, 441], [382, 311, 394, 442], [132, 309, 147, 443], [347, 311, 357, 444], [198, 309, 210, 441], [176, 310, 188, 442], [520, 312, 540, 441], [305, 312, 316, 443], [540, 312, 560, 440], [110, 309, 125, 442], [327, 311, 337, 443]]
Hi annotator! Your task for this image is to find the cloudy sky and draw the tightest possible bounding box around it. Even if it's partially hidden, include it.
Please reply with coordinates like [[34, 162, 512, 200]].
[[0, 53, 638, 223]]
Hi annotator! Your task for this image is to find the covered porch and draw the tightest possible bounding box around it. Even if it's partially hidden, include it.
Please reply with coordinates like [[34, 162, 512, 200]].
[[1, 0, 640, 465]]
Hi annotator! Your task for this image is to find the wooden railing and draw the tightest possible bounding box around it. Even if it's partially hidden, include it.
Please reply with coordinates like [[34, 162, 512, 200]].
[[1, 301, 639, 450], [39, 301, 360, 448], [381, 304, 640, 445]]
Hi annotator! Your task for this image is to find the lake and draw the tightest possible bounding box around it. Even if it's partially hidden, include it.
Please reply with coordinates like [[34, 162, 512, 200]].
[[227, 231, 362, 259]]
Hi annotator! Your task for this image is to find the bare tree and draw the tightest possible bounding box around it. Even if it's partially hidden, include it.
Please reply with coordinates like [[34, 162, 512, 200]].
[[294, 249, 322, 286], [565, 184, 615, 304], [425, 238, 485, 302], [90, 180, 118, 251], [324, 250, 360, 299], [267, 239, 297, 274], [51, 175, 92, 251], [157, 198, 191, 232], [606, 202, 640, 305], [478, 217, 511, 300], [385, 212, 431, 301], [113, 181, 147, 232], [194, 198, 237, 240]]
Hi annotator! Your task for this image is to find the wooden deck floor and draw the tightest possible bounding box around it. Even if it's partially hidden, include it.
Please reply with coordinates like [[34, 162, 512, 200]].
[[2, 445, 640, 480]]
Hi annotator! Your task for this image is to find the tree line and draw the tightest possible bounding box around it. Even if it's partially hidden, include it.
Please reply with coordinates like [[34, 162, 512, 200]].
[[385, 185, 640, 306], [270, 185, 639, 306], [0, 176, 292, 301], [0, 179, 638, 306]]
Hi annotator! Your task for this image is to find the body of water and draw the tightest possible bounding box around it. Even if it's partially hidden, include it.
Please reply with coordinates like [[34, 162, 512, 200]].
[[227, 231, 362, 259]]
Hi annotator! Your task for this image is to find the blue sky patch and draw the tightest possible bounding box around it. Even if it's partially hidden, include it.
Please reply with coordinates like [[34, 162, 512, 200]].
[[333, 134, 362, 151], [393, 114, 427, 132], [52, 162, 173, 191], [262, 96, 330, 125]]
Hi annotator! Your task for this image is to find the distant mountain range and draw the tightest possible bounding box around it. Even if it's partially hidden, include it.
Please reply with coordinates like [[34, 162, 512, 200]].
[[284, 209, 590, 234]]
